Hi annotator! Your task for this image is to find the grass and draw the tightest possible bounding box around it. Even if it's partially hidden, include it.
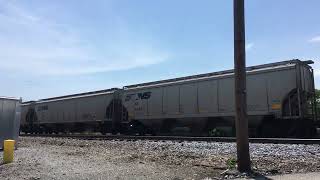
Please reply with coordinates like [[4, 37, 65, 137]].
[[226, 158, 237, 169]]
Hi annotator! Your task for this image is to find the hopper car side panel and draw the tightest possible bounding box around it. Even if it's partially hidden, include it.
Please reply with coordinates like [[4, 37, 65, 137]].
[[179, 83, 198, 115], [147, 87, 163, 117], [21, 93, 114, 133], [246, 73, 268, 112], [198, 80, 218, 114], [20, 105, 29, 126], [266, 68, 297, 115], [123, 66, 297, 120], [164, 85, 180, 115], [218, 77, 234, 113], [122, 63, 313, 136]]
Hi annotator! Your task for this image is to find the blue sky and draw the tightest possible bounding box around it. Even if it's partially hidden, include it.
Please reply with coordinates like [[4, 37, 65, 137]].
[[0, 0, 319, 100]]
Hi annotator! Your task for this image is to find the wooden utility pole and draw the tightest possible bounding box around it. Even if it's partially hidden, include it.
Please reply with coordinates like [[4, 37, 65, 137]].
[[233, 0, 251, 172]]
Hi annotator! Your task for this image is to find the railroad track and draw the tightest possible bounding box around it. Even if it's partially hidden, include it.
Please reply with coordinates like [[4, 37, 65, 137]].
[[20, 134, 320, 145]]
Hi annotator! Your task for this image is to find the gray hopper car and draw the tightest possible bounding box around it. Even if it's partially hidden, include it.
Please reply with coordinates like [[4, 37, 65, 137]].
[[20, 59, 318, 137], [20, 88, 119, 134]]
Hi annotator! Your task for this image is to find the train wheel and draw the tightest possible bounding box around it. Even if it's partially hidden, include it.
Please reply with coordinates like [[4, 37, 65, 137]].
[[101, 130, 106, 135], [101, 127, 107, 135], [100, 122, 108, 135], [258, 121, 279, 138], [111, 129, 117, 135], [138, 127, 146, 136], [128, 121, 146, 136], [160, 119, 177, 134]]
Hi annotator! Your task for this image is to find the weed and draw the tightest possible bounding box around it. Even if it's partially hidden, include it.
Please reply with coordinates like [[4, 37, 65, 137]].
[[226, 158, 237, 169]]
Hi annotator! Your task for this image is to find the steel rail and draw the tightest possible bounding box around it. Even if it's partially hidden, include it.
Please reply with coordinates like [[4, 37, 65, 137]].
[[19, 134, 320, 145]]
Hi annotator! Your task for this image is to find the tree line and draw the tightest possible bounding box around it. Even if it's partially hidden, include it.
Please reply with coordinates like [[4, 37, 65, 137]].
[[316, 89, 320, 118]]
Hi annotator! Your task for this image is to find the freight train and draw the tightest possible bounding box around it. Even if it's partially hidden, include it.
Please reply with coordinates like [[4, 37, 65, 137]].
[[20, 59, 319, 137]]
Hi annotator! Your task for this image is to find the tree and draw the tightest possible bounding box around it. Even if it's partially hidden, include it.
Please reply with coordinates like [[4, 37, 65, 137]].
[[316, 89, 320, 117], [316, 89, 320, 102]]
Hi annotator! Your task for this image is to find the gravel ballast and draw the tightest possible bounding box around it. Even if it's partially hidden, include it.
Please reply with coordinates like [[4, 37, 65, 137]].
[[0, 137, 319, 179]]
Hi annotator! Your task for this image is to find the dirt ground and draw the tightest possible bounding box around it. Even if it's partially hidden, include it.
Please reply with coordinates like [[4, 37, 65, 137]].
[[0, 137, 320, 180]]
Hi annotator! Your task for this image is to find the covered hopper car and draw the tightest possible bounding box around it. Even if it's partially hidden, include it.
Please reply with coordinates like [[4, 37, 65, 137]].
[[20, 88, 120, 134], [20, 59, 318, 137]]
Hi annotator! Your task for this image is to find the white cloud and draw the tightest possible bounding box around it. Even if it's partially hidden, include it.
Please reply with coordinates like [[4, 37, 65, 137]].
[[245, 43, 254, 51], [0, 1, 169, 76], [309, 36, 320, 43]]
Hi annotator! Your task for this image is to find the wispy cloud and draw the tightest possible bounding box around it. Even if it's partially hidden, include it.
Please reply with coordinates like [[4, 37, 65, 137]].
[[309, 36, 320, 43], [0, 1, 169, 76], [245, 43, 254, 51]]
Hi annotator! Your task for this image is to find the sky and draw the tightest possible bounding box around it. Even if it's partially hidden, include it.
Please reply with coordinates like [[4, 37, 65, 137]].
[[0, 0, 319, 101]]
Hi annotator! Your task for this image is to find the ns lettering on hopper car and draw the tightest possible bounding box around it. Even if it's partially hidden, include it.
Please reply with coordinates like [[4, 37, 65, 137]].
[[125, 92, 152, 102]]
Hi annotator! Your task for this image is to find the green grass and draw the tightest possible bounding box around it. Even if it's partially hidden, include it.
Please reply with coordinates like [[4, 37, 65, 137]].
[[226, 158, 237, 169]]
